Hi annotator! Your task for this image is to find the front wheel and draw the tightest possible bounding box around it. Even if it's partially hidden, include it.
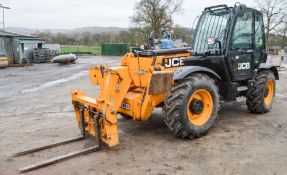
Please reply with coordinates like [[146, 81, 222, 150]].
[[246, 71, 276, 114], [163, 74, 220, 139]]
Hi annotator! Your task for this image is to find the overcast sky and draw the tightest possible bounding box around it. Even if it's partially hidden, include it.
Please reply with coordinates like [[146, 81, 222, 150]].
[[1, 0, 254, 29]]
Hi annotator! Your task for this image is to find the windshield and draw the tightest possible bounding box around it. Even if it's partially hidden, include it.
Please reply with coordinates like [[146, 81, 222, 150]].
[[192, 8, 231, 54]]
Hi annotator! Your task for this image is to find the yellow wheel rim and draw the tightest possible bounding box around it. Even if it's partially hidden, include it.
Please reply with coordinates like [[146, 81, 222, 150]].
[[187, 89, 213, 126], [264, 80, 274, 106]]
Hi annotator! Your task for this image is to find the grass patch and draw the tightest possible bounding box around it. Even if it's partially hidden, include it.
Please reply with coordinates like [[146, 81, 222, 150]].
[[61, 45, 101, 55]]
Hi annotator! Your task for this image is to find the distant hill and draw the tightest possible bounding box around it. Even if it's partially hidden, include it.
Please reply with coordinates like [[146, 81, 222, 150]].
[[71, 26, 128, 34], [5, 26, 128, 35]]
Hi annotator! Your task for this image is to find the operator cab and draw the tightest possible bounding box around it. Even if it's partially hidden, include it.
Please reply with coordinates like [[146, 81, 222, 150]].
[[185, 3, 266, 82]]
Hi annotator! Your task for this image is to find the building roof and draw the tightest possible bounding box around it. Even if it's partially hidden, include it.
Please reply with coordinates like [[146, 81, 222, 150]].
[[0, 30, 40, 39]]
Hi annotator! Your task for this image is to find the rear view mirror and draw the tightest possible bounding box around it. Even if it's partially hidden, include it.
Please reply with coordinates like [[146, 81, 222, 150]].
[[208, 38, 216, 45], [234, 3, 246, 17]]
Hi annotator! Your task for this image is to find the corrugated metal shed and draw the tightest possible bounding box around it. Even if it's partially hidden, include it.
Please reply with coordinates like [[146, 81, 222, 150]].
[[0, 30, 45, 64]]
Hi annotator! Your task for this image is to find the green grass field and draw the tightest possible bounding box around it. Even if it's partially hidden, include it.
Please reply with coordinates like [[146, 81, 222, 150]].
[[60, 45, 101, 55]]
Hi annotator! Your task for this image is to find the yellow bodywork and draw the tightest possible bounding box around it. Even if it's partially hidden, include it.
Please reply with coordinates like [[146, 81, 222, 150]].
[[72, 51, 191, 147]]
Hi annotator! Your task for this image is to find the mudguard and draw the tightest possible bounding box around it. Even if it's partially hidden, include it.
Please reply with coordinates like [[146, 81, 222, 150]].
[[173, 66, 221, 80], [259, 63, 279, 80]]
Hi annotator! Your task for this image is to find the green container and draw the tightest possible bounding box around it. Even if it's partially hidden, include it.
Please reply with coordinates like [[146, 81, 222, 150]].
[[101, 44, 129, 56]]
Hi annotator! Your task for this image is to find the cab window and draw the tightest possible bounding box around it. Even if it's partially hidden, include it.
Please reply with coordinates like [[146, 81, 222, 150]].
[[255, 13, 264, 64], [231, 10, 253, 50]]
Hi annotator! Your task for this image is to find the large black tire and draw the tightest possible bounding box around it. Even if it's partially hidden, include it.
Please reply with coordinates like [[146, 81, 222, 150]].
[[246, 71, 276, 114], [162, 74, 220, 139]]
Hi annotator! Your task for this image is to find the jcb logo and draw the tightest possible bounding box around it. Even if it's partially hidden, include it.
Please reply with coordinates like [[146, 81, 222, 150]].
[[238, 63, 250, 70], [164, 57, 186, 68], [120, 102, 131, 111]]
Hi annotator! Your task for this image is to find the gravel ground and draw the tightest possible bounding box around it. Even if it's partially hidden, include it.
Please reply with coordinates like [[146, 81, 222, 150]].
[[0, 56, 287, 175]]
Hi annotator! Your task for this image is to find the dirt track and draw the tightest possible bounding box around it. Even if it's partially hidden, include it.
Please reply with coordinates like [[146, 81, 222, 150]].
[[0, 56, 287, 175]]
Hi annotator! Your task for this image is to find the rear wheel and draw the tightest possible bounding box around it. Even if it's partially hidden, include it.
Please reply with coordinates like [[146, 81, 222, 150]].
[[246, 71, 276, 114], [163, 74, 220, 139]]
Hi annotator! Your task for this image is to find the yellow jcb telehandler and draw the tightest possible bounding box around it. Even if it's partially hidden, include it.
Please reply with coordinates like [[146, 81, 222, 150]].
[[16, 3, 279, 172], [72, 3, 278, 148]]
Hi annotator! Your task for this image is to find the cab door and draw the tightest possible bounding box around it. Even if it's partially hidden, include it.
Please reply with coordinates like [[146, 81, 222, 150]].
[[254, 11, 265, 68], [227, 10, 254, 81]]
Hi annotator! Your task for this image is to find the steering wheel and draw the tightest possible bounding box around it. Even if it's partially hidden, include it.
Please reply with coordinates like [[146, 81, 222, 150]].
[[233, 33, 252, 43]]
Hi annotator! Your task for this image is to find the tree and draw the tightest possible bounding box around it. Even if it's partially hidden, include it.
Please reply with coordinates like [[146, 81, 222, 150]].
[[275, 19, 287, 49], [92, 33, 101, 45], [54, 32, 69, 45], [173, 25, 191, 44], [118, 31, 131, 44], [131, 0, 183, 37], [33, 31, 53, 43], [128, 27, 150, 46], [255, 0, 287, 48], [81, 32, 92, 45]]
